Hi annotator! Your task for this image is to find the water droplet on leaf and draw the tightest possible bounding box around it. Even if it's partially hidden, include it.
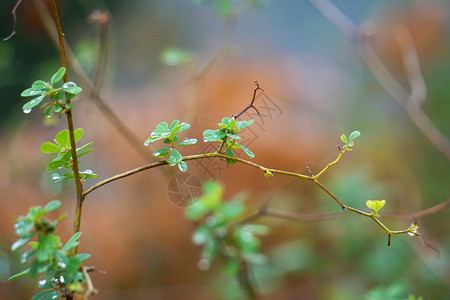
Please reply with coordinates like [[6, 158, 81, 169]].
[[23, 109, 32, 114]]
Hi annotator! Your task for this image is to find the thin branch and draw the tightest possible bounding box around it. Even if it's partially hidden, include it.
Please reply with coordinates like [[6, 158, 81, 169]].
[[264, 209, 343, 222], [233, 81, 264, 119], [82, 266, 98, 298], [83, 148, 419, 244], [88, 10, 111, 95], [3, 0, 24, 41], [49, 1, 85, 254], [308, 0, 450, 160], [395, 26, 427, 107], [384, 199, 450, 221], [83, 152, 312, 197], [32, 0, 152, 160]]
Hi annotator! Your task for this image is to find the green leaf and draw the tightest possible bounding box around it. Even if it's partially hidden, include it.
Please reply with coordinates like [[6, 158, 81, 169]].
[[62, 82, 82, 94], [153, 147, 171, 157], [235, 119, 254, 130], [52, 105, 63, 113], [55, 130, 70, 148], [40, 142, 62, 153], [178, 138, 197, 146], [20, 249, 36, 263], [21, 88, 44, 97], [43, 106, 53, 117], [178, 161, 188, 172], [160, 47, 192, 66], [31, 80, 47, 91], [202, 181, 223, 210], [225, 147, 236, 165], [76, 253, 91, 262], [169, 120, 180, 132], [23, 95, 45, 112], [177, 123, 191, 133], [226, 133, 241, 140], [203, 129, 227, 142], [236, 143, 255, 158], [76, 142, 93, 153], [36, 234, 61, 262], [60, 232, 82, 254], [46, 151, 72, 172], [145, 122, 171, 145], [14, 219, 34, 235], [73, 128, 84, 143], [43, 200, 61, 213], [8, 268, 31, 281], [167, 148, 183, 166], [186, 201, 209, 220], [11, 232, 37, 251], [77, 148, 93, 159], [340, 134, 347, 143], [348, 130, 361, 142], [51, 67, 66, 85], [155, 122, 170, 134], [219, 201, 244, 221], [366, 200, 386, 217], [31, 290, 59, 300]]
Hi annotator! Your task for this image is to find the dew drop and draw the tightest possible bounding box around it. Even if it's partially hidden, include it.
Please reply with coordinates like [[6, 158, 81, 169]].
[[203, 138, 208, 143], [39, 279, 46, 285], [23, 109, 32, 114], [154, 152, 160, 156], [52, 174, 60, 180], [83, 169, 93, 175]]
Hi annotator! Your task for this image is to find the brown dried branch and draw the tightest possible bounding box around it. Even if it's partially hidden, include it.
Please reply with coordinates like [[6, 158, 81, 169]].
[[3, 0, 23, 41], [308, 0, 450, 160]]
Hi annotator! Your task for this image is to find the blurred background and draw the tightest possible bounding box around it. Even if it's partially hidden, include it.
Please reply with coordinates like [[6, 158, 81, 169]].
[[0, 0, 449, 299]]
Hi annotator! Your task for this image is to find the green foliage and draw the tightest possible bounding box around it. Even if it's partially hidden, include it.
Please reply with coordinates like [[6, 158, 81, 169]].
[[9, 201, 90, 298], [41, 129, 97, 183], [340, 130, 361, 150], [20, 67, 82, 116], [145, 120, 197, 172], [365, 200, 386, 217], [203, 117, 255, 164], [186, 181, 268, 274]]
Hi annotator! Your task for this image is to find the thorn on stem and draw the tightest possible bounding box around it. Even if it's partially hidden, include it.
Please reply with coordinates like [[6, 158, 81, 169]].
[[387, 234, 391, 246], [306, 166, 314, 177], [337, 145, 342, 152]]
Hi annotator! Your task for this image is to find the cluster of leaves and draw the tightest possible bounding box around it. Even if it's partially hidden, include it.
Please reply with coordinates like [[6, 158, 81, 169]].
[[20, 67, 82, 116], [40, 128, 97, 183], [145, 120, 198, 172], [203, 117, 255, 164], [9, 200, 90, 299], [186, 181, 268, 274], [340, 130, 361, 150]]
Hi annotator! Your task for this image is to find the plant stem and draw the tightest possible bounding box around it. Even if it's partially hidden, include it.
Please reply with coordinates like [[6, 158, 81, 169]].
[[50, 0, 85, 250], [83, 150, 417, 241]]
